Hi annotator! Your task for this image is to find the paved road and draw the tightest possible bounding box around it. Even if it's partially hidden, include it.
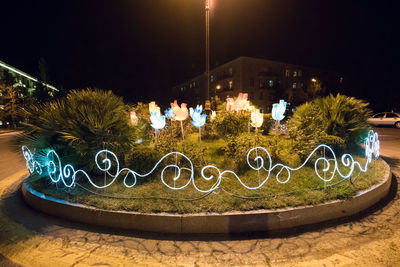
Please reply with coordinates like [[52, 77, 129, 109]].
[[0, 128, 399, 266]]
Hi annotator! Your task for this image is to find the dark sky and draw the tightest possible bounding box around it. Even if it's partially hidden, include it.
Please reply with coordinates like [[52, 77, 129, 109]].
[[1, 0, 397, 111]]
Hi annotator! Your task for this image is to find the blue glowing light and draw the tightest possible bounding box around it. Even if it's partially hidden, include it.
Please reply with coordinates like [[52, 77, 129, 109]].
[[189, 105, 207, 128], [165, 108, 175, 120], [22, 130, 380, 193], [272, 99, 287, 121]]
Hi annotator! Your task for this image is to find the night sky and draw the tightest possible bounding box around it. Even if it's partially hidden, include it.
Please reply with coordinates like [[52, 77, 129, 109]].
[[1, 0, 397, 111]]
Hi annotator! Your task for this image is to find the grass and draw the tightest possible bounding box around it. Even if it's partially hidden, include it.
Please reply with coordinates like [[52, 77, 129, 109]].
[[26, 134, 387, 214]]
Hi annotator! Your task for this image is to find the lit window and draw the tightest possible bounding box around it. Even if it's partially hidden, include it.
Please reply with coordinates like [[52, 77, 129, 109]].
[[293, 82, 297, 88], [285, 69, 290, 77], [269, 80, 273, 87], [293, 71, 297, 77], [339, 77, 343, 84], [180, 87, 184, 92], [190, 83, 192, 88], [210, 75, 214, 82], [229, 81, 233, 89]]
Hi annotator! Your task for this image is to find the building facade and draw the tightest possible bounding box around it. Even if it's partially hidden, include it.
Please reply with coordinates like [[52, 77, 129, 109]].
[[0, 60, 58, 127], [172, 56, 342, 112]]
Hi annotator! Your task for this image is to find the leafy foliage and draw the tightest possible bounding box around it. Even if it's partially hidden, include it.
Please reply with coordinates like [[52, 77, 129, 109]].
[[286, 94, 372, 158], [20, 89, 137, 171], [212, 111, 250, 137]]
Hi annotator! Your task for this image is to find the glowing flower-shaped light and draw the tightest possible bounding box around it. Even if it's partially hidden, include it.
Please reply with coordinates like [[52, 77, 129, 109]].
[[170, 100, 189, 121], [189, 105, 207, 128], [272, 99, 287, 121], [165, 108, 175, 120], [251, 109, 263, 128], [226, 93, 251, 112], [149, 101, 160, 114], [130, 111, 138, 126], [226, 97, 234, 111], [150, 111, 166, 130], [210, 111, 216, 121]]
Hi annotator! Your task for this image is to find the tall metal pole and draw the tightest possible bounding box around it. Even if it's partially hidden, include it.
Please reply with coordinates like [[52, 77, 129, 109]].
[[205, 0, 210, 100]]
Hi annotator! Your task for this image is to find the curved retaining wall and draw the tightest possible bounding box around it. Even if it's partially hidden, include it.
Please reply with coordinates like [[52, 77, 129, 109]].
[[21, 161, 392, 234]]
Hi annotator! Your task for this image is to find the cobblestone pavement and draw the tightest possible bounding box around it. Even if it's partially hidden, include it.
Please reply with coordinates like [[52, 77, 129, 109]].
[[0, 129, 400, 266]]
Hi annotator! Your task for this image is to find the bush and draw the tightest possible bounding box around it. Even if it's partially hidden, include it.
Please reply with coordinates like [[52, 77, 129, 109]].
[[213, 111, 250, 137], [125, 146, 160, 175], [20, 89, 136, 172], [286, 94, 372, 159], [260, 113, 275, 134], [224, 133, 268, 172]]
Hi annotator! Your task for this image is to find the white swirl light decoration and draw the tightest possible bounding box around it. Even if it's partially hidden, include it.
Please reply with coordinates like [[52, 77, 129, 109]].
[[22, 130, 380, 193]]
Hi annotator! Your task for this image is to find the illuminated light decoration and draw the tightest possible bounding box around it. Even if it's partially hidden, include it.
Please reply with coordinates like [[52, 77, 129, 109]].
[[170, 100, 189, 139], [365, 130, 380, 162], [149, 101, 160, 114], [164, 108, 175, 120], [210, 111, 216, 121], [190, 105, 207, 145], [22, 131, 380, 194], [150, 111, 165, 130], [272, 99, 287, 122], [250, 109, 263, 128], [130, 111, 138, 126], [226, 93, 252, 112], [189, 105, 207, 128], [170, 100, 188, 121]]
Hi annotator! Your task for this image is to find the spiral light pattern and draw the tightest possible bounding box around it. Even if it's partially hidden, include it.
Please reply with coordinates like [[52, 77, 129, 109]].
[[22, 131, 380, 193]]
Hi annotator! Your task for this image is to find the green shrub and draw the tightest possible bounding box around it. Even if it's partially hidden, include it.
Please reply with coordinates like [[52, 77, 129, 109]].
[[213, 111, 250, 137], [181, 141, 206, 169], [260, 113, 275, 134], [20, 89, 136, 172], [286, 94, 372, 159], [125, 146, 160, 175], [224, 133, 268, 172]]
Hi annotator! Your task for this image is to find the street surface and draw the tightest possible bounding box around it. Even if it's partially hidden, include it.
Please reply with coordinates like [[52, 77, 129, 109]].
[[0, 128, 399, 266]]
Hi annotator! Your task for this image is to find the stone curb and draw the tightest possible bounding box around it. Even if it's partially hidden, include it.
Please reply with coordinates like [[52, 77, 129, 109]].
[[21, 161, 392, 234]]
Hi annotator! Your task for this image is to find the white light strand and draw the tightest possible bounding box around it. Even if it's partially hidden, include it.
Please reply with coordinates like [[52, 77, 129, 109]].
[[22, 130, 380, 193]]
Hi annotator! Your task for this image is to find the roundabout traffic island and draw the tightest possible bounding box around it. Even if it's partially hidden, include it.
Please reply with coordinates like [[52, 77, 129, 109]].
[[20, 130, 390, 234]]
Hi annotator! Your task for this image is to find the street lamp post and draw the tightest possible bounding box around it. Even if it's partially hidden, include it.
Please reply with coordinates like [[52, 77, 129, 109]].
[[205, 0, 210, 101]]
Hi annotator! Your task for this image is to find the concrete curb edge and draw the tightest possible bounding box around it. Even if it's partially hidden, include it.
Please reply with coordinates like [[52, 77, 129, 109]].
[[21, 161, 392, 234]]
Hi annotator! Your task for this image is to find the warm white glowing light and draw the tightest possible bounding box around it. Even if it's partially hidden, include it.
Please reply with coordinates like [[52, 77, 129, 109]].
[[251, 109, 263, 128], [226, 93, 253, 112], [170, 100, 189, 121], [130, 111, 138, 126], [210, 111, 216, 121]]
